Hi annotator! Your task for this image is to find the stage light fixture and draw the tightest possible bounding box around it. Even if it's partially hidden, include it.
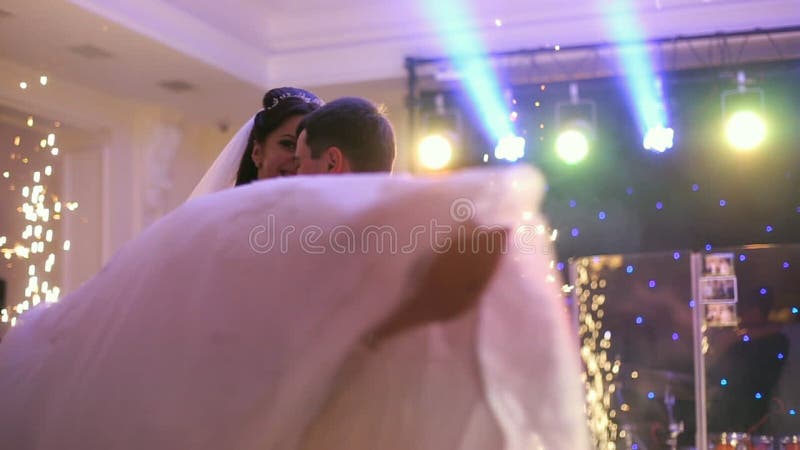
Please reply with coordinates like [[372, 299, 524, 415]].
[[722, 71, 767, 151], [555, 83, 596, 165], [641, 77, 674, 153], [415, 93, 462, 172]]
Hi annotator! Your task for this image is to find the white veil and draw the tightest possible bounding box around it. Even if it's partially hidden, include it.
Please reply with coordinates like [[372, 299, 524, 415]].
[[188, 113, 258, 199]]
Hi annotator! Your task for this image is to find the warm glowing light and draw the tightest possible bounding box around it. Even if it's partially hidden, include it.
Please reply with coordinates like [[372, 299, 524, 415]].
[[725, 110, 767, 151], [417, 134, 453, 171], [576, 258, 619, 449], [2, 74, 76, 351], [19, 82, 28, 90], [556, 129, 589, 165]]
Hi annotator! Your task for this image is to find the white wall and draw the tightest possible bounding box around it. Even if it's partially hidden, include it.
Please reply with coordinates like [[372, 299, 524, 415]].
[[60, 129, 103, 293], [56, 111, 234, 295]]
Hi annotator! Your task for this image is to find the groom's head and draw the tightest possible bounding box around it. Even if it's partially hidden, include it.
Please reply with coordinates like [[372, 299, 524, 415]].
[[294, 97, 395, 175]]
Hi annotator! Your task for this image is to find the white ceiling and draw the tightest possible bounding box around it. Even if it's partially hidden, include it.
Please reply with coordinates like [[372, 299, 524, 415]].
[[0, 0, 261, 128], [161, 0, 800, 52], [75, 0, 800, 87], [0, 0, 798, 127]]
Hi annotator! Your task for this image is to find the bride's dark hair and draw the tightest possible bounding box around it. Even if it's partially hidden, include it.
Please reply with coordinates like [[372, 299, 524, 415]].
[[235, 87, 323, 186]]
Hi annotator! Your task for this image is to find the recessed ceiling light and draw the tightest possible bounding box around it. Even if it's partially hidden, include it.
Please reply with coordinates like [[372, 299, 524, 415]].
[[68, 44, 114, 60], [158, 80, 195, 93]]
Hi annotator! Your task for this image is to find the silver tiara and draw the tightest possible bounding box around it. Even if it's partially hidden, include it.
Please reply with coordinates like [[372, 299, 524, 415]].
[[265, 92, 324, 111]]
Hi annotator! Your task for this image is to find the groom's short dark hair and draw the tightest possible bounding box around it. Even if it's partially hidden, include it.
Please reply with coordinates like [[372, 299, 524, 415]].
[[297, 97, 395, 172]]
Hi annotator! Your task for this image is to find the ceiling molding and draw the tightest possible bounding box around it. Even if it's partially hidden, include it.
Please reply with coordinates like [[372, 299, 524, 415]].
[[42, 0, 800, 92], [68, 0, 271, 89], [266, 0, 797, 52]]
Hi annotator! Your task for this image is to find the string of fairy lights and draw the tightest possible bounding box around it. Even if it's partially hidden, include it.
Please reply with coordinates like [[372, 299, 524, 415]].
[[0, 75, 78, 328], [574, 256, 622, 450]]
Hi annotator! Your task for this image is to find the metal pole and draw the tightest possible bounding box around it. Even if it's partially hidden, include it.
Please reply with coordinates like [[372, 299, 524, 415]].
[[691, 252, 708, 450], [404, 57, 418, 173]]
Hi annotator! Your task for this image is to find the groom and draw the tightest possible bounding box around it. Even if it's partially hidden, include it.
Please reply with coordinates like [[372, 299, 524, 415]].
[[292, 97, 506, 342], [293, 97, 396, 175]]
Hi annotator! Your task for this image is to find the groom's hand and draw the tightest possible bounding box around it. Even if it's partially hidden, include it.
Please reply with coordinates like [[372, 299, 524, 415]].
[[369, 221, 507, 346]]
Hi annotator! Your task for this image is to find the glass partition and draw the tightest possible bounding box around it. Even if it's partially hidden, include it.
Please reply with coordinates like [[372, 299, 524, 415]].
[[571, 251, 695, 450], [700, 245, 800, 450], [571, 244, 800, 450]]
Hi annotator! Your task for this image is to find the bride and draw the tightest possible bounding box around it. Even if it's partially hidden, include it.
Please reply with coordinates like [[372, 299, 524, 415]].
[[0, 88, 589, 450], [191, 86, 323, 196]]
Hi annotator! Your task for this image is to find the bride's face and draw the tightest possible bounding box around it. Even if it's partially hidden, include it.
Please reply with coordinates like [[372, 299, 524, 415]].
[[252, 115, 304, 179]]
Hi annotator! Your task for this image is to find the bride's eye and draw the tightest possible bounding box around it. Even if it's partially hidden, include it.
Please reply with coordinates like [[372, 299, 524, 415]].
[[279, 139, 296, 151]]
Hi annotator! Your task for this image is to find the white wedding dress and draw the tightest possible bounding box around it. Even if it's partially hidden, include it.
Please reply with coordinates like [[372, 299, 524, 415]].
[[0, 160, 588, 449]]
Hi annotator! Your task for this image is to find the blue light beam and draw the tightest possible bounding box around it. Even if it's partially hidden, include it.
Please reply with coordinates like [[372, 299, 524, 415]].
[[421, 1, 512, 143], [604, 2, 670, 147]]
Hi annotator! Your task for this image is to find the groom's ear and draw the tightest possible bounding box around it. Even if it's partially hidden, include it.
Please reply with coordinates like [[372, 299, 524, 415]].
[[325, 147, 349, 173]]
